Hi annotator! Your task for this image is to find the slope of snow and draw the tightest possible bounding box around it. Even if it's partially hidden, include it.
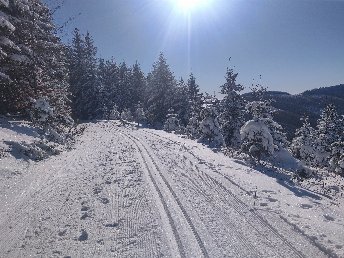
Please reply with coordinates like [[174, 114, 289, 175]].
[[0, 120, 343, 257]]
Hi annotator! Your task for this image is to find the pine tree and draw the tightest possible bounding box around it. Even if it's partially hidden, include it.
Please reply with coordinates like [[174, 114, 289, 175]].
[[314, 104, 342, 167], [198, 96, 224, 147], [241, 84, 287, 160], [0, 0, 21, 113], [187, 73, 203, 117], [130, 61, 146, 108], [171, 77, 189, 127], [329, 141, 344, 175], [219, 66, 245, 147], [117, 62, 131, 111], [98, 58, 119, 119], [146, 52, 177, 126], [1, 0, 72, 133], [68, 30, 100, 120], [290, 116, 316, 165]]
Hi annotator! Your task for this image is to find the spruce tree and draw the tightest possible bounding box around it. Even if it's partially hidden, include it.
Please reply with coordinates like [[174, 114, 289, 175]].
[[130, 61, 146, 108], [219, 66, 245, 147], [146, 52, 176, 126], [314, 104, 342, 167], [68, 30, 100, 120], [290, 116, 316, 165], [1, 0, 72, 131], [241, 84, 287, 160], [198, 95, 224, 147]]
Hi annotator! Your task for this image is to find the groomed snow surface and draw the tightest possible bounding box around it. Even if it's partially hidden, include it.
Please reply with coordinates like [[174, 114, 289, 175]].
[[0, 120, 344, 257]]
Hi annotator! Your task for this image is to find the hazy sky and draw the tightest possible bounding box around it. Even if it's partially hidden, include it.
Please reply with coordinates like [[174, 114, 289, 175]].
[[48, 0, 344, 94]]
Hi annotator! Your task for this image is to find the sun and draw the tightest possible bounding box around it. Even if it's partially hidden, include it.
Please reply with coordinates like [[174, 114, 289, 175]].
[[173, 0, 209, 13]]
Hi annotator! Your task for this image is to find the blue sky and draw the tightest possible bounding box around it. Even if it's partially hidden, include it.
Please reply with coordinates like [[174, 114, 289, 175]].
[[48, 0, 344, 94]]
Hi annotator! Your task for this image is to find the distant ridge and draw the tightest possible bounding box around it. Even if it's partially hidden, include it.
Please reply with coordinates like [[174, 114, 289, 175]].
[[242, 84, 344, 139]]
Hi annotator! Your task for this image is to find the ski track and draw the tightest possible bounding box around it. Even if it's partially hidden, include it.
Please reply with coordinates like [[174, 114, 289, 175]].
[[134, 128, 328, 258], [120, 129, 209, 258], [0, 122, 332, 257], [0, 123, 167, 257]]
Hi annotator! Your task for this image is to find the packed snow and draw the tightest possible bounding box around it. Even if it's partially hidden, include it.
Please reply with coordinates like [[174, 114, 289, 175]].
[[0, 119, 344, 257]]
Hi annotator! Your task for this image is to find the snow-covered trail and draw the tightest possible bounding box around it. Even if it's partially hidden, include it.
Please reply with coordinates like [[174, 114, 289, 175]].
[[0, 122, 332, 257]]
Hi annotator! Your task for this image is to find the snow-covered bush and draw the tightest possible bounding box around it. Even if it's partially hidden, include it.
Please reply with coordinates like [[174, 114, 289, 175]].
[[29, 97, 73, 144], [186, 112, 201, 139], [10, 140, 60, 161], [164, 108, 180, 132], [109, 106, 120, 120], [329, 141, 344, 175], [240, 119, 274, 160], [290, 117, 316, 165], [121, 108, 133, 122], [242, 85, 287, 160], [198, 105, 224, 147], [135, 104, 146, 127]]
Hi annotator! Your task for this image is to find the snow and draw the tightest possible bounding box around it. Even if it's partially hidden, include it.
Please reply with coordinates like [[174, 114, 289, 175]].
[[0, 71, 10, 81], [241, 119, 274, 156], [0, 14, 15, 32], [9, 53, 30, 63], [0, 0, 9, 7], [0, 120, 343, 257]]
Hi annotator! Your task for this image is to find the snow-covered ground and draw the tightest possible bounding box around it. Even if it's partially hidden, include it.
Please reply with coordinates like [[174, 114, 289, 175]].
[[0, 119, 343, 257]]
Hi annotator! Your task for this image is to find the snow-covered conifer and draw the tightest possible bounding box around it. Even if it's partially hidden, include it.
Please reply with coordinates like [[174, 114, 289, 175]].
[[146, 53, 177, 126], [290, 116, 316, 165], [68, 30, 100, 120], [313, 104, 341, 167], [240, 119, 274, 160], [186, 112, 201, 139], [135, 102, 146, 127], [329, 141, 344, 175], [241, 84, 287, 159], [121, 108, 133, 122], [109, 105, 120, 120], [219, 66, 245, 147], [198, 99, 224, 147], [163, 108, 180, 132]]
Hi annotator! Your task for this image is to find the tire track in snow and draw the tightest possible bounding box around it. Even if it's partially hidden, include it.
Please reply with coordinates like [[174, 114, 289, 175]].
[[121, 130, 209, 258], [137, 129, 325, 258]]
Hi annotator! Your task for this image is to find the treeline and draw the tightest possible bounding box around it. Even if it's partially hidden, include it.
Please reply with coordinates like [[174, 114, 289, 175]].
[[0, 0, 342, 175]]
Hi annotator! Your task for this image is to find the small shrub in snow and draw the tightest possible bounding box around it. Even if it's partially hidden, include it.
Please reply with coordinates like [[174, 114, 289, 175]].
[[241, 85, 287, 160], [240, 119, 274, 160], [164, 108, 180, 132], [109, 106, 120, 120], [186, 112, 201, 139], [329, 141, 344, 175], [30, 97, 72, 144], [135, 103, 146, 127], [121, 108, 133, 122], [10, 140, 60, 161], [198, 105, 224, 147]]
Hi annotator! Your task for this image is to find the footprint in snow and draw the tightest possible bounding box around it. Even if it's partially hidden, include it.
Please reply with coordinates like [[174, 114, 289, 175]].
[[81, 205, 89, 211], [104, 222, 119, 228], [323, 214, 335, 221], [267, 197, 278, 203], [300, 204, 313, 209], [94, 186, 103, 195], [99, 197, 110, 204], [78, 229, 88, 241]]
